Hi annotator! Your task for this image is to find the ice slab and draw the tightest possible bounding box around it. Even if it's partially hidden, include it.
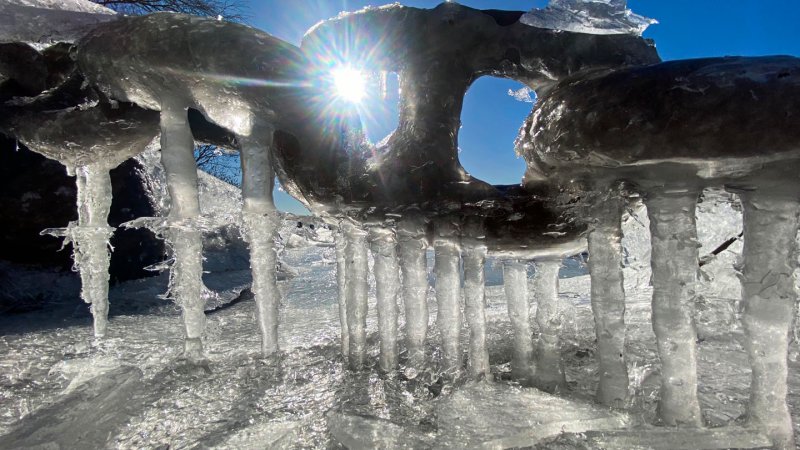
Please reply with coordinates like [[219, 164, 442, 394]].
[[521, 0, 656, 36], [327, 411, 434, 449], [0, 365, 144, 448], [567, 427, 772, 449], [214, 421, 300, 449], [435, 382, 634, 448], [0, 0, 117, 45]]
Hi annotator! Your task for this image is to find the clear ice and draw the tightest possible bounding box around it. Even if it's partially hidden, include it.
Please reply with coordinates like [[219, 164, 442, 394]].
[[521, 0, 657, 36]]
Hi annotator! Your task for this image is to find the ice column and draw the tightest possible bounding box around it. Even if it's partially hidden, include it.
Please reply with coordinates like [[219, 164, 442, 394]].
[[503, 260, 534, 385], [434, 219, 462, 374], [239, 130, 280, 356], [533, 259, 566, 392], [397, 211, 429, 368], [739, 191, 799, 449], [588, 197, 629, 407], [368, 227, 400, 372], [160, 102, 205, 360], [645, 190, 702, 426], [335, 231, 349, 357], [462, 218, 490, 379], [342, 220, 369, 370], [73, 164, 113, 338]]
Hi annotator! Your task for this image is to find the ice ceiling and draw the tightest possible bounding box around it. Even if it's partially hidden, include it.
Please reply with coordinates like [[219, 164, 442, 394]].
[[1, 0, 800, 448]]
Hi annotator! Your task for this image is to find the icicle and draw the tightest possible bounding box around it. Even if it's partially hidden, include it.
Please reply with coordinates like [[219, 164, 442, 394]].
[[533, 259, 566, 392], [73, 164, 114, 338], [462, 217, 490, 379], [588, 196, 629, 407], [335, 230, 349, 357], [397, 211, 429, 368], [434, 219, 462, 374], [239, 129, 280, 356], [738, 190, 800, 449], [645, 190, 702, 426], [503, 260, 535, 385], [342, 220, 369, 370], [159, 101, 205, 360], [368, 226, 400, 372]]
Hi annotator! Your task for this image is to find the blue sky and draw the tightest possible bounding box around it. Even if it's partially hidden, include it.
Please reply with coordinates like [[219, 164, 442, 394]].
[[241, 0, 800, 214]]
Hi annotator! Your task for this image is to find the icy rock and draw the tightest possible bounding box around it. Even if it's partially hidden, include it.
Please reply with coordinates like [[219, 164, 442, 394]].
[[521, 0, 657, 36], [283, 3, 658, 219], [435, 382, 634, 448]]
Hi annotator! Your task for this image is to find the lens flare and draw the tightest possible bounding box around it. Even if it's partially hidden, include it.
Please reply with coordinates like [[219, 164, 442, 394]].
[[332, 66, 367, 103]]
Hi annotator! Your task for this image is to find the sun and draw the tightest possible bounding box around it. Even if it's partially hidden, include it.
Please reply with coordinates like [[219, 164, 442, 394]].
[[332, 66, 367, 103]]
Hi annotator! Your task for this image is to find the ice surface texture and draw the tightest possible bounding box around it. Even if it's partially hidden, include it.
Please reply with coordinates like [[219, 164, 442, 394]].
[[521, 0, 657, 36]]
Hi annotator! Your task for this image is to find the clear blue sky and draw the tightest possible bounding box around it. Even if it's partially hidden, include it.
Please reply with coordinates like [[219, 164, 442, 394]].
[[242, 0, 800, 215]]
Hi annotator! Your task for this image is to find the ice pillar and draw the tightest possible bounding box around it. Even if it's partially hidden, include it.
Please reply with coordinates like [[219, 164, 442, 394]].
[[342, 220, 369, 370], [160, 101, 205, 360], [239, 129, 280, 356], [503, 260, 534, 385], [368, 227, 400, 372], [462, 218, 490, 379], [335, 231, 349, 357], [645, 190, 702, 427], [73, 164, 113, 338], [397, 211, 429, 368], [434, 219, 462, 374], [533, 259, 566, 392], [739, 191, 799, 449], [588, 197, 629, 407]]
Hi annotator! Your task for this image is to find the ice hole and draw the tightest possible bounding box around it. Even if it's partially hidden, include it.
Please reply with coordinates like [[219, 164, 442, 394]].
[[361, 71, 400, 144], [458, 77, 533, 186]]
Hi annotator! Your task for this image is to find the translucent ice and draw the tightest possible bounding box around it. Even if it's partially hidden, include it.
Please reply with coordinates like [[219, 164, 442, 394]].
[[521, 0, 657, 36], [0, 0, 117, 45]]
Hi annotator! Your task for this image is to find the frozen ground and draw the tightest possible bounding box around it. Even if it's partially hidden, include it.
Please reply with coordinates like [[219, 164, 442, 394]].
[[1, 238, 798, 448], [0, 191, 797, 449]]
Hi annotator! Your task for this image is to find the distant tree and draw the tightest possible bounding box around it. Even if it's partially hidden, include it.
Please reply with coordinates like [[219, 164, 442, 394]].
[[92, 0, 248, 21], [194, 144, 241, 186]]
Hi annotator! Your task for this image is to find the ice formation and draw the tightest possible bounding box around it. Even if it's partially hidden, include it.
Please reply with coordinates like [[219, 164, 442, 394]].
[[1, 1, 799, 448], [521, 0, 657, 36], [519, 56, 800, 446]]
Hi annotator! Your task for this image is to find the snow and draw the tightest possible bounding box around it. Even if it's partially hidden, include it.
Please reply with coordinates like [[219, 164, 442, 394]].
[[521, 0, 657, 36]]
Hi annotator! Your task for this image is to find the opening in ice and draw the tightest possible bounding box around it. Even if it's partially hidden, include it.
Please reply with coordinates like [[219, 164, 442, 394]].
[[458, 77, 532, 185]]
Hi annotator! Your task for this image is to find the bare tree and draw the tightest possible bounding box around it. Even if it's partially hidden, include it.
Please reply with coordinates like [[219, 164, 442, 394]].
[[92, 0, 249, 22], [194, 144, 241, 186]]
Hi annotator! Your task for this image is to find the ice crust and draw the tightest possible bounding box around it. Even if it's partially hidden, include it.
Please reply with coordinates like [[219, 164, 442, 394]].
[[0, 0, 117, 45], [521, 0, 657, 36]]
